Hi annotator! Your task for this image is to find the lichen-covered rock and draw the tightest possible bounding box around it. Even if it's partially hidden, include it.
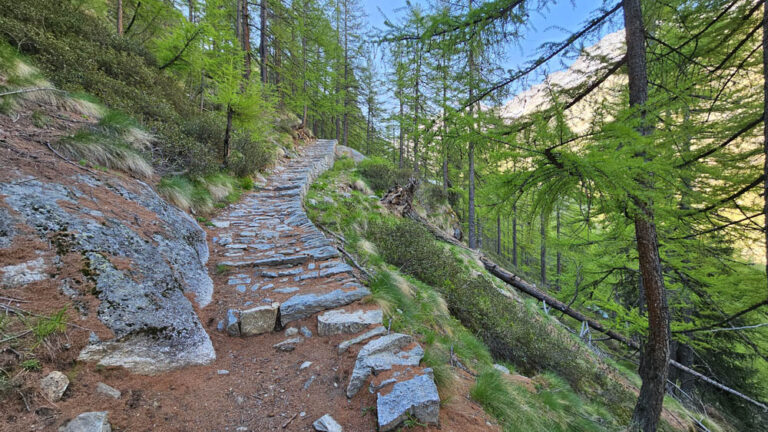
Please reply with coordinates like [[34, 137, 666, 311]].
[[0, 177, 215, 374], [41, 371, 69, 401], [59, 411, 111, 432], [240, 302, 279, 336], [346, 334, 425, 398], [377, 373, 440, 431]]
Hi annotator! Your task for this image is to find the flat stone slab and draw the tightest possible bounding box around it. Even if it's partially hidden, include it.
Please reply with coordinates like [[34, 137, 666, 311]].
[[318, 309, 382, 336], [338, 326, 387, 353], [377, 373, 440, 432], [280, 287, 371, 326]]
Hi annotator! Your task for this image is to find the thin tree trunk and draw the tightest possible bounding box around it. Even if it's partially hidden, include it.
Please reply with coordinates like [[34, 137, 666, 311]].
[[398, 90, 405, 168], [342, 0, 349, 148], [260, 0, 268, 84], [188, 0, 194, 22], [624, 0, 670, 430], [224, 105, 234, 163], [556, 208, 562, 290], [117, 0, 124, 35], [241, 0, 251, 80], [413, 38, 422, 174], [467, 0, 477, 250], [496, 214, 501, 255], [763, 0, 768, 294], [540, 212, 547, 285], [512, 205, 518, 267]]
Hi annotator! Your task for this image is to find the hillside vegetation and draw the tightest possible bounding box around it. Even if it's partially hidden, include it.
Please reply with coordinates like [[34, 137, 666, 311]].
[[305, 156, 729, 431]]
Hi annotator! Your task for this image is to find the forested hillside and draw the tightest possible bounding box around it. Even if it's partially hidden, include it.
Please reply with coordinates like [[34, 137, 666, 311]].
[[1, 0, 767, 431]]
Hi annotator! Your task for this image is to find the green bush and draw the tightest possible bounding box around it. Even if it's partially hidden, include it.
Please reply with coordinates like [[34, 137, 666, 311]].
[[367, 218, 599, 389], [228, 131, 275, 177], [357, 157, 396, 193]]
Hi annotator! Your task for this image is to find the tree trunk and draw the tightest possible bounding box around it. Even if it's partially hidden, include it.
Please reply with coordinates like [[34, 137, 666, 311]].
[[540, 212, 547, 285], [241, 0, 251, 80], [763, 0, 768, 294], [188, 0, 194, 22], [512, 205, 518, 267], [260, 0, 268, 84], [398, 90, 405, 168], [224, 105, 234, 163], [467, 0, 477, 250], [556, 208, 562, 290], [413, 38, 422, 174], [117, 0, 124, 35], [623, 0, 671, 430], [342, 0, 349, 148], [496, 214, 501, 255]]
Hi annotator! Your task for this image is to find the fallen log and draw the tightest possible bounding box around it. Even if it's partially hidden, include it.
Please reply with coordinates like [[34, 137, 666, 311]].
[[481, 256, 768, 412]]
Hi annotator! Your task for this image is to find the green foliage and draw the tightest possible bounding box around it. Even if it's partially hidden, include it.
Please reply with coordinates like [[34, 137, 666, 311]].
[[33, 308, 67, 345], [357, 157, 397, 193], [228, 131, 275, 177], [158, 172, 252, 214], [20, 359, 41, 371]]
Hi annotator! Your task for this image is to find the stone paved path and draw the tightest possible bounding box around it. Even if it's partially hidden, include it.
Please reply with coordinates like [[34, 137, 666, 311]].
[[206, 139, 439, 431]]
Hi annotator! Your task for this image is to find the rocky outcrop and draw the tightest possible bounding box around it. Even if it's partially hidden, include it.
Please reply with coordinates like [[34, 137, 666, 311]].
[[346, 333, 424, 398], [0, 175, 215, 375]]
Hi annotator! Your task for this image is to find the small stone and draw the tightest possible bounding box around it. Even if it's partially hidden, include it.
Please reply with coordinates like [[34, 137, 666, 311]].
[[58, 411, 111, 432], [285, 327, 299, 336], [300, 412, 306, 417], [96, 382, 121, 399], [300, 361, 312, 370], [217, 370, 230, 375], [300, 326, 313, 338], [226, 309, 241, 336], [40, 371, 69, 402], [273, 337, 303, 352], [493, 364, 510, 375], [303, 375, 316, 390], [313, 414, 343, 432]]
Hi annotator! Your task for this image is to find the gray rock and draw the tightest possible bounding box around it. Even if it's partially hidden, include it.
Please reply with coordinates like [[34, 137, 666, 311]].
[[41, 371, 69, 401], [377, 373, 440, 432], [240, 303, 279, 336], [217, 370, 230, 375], [285, 327, 299, 336], [338, 326, 387, 353], [319, 263, 354, 278], [346, 334, 424, 398], [493, 364, 510, 375], [318, 309, 382, 336], [300, 361, 312, 370], [313, 414, 343, 432], [305, 246, 339, 260], [300, 326, 313, 338], [336, 145, 366, 163], [280, 287, 371, 325], [0, 178, 216, 375], [273, 287, 299, 294], [58, 411, 111, 432], [226, 309, 241, 336], [95, 383, 121, 399], [273, 337, 303, 352]]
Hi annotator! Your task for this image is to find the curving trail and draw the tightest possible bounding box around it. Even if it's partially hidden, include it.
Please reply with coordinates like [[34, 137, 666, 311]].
[[205, 139, 438, 431]]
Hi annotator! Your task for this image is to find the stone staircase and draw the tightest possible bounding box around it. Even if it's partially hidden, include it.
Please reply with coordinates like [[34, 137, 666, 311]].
[[207, 139, 439, 431]]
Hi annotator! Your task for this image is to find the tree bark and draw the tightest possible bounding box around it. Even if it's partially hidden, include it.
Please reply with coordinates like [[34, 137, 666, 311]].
[[260, 0, 268, 84], [241, 0, 251, 80], [398, 89, 405, 168], [117, 0, 124, 35], [342, 0, 349, 148], [623, 1, 670, 430], [497, 214, 501, 255], [540, 212, 547, 285], [512, 204, 518, 267], [556, 208, 562, 290], [467, 0, 477, 250], [763, 0, 768, 295]]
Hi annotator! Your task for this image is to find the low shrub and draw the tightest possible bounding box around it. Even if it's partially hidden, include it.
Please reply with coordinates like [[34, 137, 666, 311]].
[[357, 157, 396, 193], [228, 131, 275, 177]]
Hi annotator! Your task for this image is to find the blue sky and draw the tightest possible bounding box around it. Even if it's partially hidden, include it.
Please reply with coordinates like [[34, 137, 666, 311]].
[[360, 0, 621, 108]]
